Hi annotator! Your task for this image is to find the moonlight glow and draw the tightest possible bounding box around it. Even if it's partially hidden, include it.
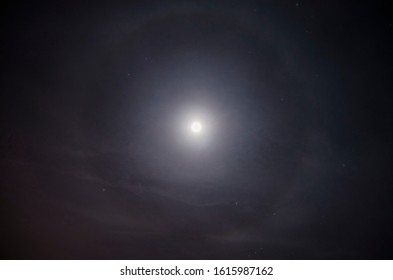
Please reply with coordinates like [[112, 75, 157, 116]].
[[191, 121, 202, 133]]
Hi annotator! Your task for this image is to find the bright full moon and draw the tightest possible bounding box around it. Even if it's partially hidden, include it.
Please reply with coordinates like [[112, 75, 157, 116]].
[[191, 121, 202, 133]]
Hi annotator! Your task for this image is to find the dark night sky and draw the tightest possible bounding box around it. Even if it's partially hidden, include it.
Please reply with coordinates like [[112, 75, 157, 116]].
[[1, 0, 393, 259]]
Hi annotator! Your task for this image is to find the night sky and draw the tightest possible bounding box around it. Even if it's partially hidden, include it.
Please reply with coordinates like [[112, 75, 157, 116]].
[[1, 0, 393, 259]]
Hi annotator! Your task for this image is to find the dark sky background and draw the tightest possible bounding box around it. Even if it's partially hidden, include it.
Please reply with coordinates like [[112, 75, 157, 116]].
[[1, 0, 393, 259]]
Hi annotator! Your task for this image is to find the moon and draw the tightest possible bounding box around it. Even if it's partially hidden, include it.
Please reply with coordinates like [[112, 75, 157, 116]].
[[191, 121, 202, 133]]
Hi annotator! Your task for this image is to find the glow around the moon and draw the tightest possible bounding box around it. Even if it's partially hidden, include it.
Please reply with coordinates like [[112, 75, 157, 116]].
[[191, 121, 202, 133]]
